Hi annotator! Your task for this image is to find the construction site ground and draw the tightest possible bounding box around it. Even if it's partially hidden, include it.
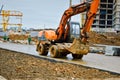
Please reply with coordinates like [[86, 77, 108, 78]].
[[88, 31, 120, 46], [0, 31, 120, 80], [0, 48, 120, 80], [0, 41, 120, 80]]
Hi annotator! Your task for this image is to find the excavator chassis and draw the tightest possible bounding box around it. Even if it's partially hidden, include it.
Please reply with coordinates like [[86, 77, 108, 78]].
[[36, 38, 89, 59]]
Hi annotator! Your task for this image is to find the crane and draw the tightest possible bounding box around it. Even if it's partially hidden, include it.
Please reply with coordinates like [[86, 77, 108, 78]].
[[0, 10, 23, 31]]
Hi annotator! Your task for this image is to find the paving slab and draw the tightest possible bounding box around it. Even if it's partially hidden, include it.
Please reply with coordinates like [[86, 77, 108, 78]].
[[0, 41, 120, 74]]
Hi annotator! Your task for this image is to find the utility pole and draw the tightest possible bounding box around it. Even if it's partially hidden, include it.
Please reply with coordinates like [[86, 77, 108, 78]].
[[80, 0, 82, 28], [69, 0, 72, 22], [69, 0, 72, 7], [0, 5, 4, 14]]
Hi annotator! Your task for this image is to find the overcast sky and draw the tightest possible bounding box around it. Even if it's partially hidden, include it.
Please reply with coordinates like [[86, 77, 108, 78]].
[[0, 0, 82, 29]]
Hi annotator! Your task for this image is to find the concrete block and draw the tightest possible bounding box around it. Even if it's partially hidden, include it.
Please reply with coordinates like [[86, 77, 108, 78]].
[[105, 46, 114, 56]]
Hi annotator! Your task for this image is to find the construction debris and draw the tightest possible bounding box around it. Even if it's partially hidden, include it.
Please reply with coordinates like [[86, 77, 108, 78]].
[[88, 31, 120, 46]]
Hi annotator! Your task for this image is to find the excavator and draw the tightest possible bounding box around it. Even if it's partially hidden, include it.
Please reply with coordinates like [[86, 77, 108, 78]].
[[36, 0, 100, 59]]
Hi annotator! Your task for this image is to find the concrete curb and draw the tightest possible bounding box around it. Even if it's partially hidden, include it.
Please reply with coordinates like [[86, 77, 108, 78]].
[[0, 76, 7, 80]]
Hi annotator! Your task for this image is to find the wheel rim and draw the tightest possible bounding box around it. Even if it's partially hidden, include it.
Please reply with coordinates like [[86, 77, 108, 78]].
[[50, 45, 59, 58], [38, 44, 44, 55]]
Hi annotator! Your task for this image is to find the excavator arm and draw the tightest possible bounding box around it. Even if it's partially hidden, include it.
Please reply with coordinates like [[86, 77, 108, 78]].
[[56, 0, 100, 43], [81, 0, 100, 43]]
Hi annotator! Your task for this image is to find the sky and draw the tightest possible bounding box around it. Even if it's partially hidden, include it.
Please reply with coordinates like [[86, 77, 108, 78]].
[[0, 0, 82, 29]]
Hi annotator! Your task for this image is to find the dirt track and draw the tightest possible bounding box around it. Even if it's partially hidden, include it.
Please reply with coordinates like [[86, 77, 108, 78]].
[[0, 48, 120, 80], [88, 32, 120, 46]]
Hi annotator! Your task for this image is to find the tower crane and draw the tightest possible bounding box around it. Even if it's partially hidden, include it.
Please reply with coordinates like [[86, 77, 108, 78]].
[[0, 10, 23, 31]]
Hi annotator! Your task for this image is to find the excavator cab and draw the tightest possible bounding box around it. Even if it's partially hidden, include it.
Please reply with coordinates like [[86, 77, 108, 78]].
[[69, 22, 81, 42]]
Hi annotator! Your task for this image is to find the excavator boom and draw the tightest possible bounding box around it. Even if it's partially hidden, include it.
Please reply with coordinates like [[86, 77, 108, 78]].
[[56, 0, 100, 42], [81, 0, 100, 42]]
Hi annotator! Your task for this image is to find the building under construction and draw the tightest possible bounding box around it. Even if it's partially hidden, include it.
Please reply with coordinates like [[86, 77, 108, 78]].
[[113, 0, 120, 32], [81, 0, 120, 32]]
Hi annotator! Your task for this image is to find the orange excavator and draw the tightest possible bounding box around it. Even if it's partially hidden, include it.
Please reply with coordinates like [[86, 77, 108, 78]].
[[36, 0, 100, 59]]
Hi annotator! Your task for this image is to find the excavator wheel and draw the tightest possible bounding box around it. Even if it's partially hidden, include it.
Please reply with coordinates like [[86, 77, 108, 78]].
[[72, 54, 83, 59], [49, 45, 60, 58], [37, 43, 48, 55], [60, 53, 68, 58]]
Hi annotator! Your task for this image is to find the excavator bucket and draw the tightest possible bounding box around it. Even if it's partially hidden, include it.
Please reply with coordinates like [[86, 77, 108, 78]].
[[66, 38, 89, 55]]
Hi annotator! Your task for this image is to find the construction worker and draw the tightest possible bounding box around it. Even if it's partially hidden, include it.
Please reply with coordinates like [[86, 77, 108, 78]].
[[3, 34, 7, 41], [28, 35, 31, 44]]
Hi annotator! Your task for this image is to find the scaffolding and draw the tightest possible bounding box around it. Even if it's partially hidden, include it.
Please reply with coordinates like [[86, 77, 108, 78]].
[[0, 10, 23, 31]]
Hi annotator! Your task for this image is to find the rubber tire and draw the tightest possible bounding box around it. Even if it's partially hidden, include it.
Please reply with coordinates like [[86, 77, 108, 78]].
[[60, 53, 68, 58], [72, 54, 83, 59], [49, 45, 60, 58], [38, 44, 48, 55]]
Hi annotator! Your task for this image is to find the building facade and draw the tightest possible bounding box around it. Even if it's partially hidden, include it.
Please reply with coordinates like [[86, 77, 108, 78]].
[[81, 0, 120, 32], [113, 0, 120, 32]]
